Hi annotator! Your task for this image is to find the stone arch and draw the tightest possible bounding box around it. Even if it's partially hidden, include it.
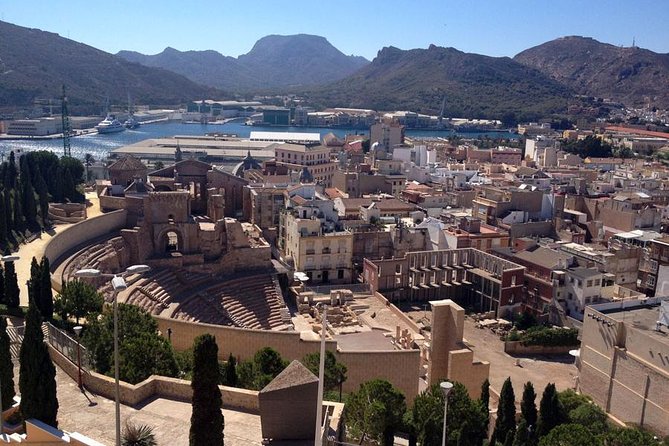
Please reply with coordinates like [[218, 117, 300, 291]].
[[158, 228, 183, 253]]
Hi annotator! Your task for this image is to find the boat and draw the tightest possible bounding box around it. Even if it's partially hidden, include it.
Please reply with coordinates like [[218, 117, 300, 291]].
[[123, 116, 140, 129], [96, 114, 125, 134]]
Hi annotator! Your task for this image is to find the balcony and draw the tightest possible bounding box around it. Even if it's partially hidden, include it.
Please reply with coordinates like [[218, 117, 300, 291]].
[[305, 249, 315, 255], [322, 247, 331, 254]]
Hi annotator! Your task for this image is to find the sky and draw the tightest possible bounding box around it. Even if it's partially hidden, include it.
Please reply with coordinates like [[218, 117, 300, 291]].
[[2, 0, 669, 60]]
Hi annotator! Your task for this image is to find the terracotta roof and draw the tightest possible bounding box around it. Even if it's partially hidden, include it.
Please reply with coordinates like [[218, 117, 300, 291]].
[[324, 188, 346, 199], [108, 155, 146, 171], [605, 126, 669, 140]]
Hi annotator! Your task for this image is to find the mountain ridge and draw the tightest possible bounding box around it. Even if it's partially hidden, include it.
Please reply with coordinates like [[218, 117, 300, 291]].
[[514, 35, 669, 108], [0, 20, 224, 108], [116, 34, 370, 91]]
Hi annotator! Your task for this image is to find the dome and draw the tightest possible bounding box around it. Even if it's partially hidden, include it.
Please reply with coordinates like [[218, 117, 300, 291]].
[[232, 150, 262, 177], [298, 166, 313, 183]]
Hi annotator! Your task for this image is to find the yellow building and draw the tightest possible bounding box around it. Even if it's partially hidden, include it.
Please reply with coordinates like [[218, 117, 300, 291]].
[[283, 212, 353, 284], [274, 143, 337, 186]]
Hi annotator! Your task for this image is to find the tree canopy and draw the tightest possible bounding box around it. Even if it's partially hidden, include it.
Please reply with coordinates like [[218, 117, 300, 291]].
[[189, 334, 224, 446], [345, 379, 406, 446]]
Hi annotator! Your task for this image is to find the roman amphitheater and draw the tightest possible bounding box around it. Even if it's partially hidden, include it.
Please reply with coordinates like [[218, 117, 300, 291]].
[[44, 157, 489, 402]]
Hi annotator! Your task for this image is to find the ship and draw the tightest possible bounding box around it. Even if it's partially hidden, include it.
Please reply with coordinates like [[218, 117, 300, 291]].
[[123, 116, 140, 129], [96, 114, 125, 134]]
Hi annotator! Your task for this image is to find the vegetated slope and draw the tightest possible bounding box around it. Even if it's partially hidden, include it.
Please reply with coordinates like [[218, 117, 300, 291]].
[[0, 20, 224, 107], [306, 45, 571, 121], [514, 36, 669, 108], [117, 34, 369, 91]]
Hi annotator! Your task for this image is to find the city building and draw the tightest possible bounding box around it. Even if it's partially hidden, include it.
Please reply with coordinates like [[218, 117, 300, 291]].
[[274, 143, 337, 186]]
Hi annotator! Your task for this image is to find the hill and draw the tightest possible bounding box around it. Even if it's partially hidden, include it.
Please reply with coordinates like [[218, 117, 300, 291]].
[[0, 20, 224, 108], [514, 36, 669, 109], [116, 34, 369, 91], [304, 45, 572, 121]]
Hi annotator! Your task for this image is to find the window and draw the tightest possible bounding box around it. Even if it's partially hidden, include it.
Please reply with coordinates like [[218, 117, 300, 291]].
[[586, 280, 593, 287], [648, 276, 656, 287], [396, 264, 402, 274], [568, 293, 573, 300], [594, 279, 600, 286], [338, 269, 344, 279]]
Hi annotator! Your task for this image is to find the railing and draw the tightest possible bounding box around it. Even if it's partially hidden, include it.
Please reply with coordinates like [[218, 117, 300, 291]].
[[43, 322, 92, 370], [304, 283, 371, 296]]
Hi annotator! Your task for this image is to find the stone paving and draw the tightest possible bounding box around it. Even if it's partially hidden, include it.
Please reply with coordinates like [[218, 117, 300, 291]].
[[55, 368, 262, 445]]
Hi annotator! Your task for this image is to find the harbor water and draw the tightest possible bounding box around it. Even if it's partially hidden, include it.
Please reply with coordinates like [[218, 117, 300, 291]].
[[0, 121, 518, 161]]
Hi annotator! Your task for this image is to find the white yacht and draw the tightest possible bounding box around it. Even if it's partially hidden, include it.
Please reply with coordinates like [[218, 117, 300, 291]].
[[123, 116, 140, 129], [96, 114, 125, 134]]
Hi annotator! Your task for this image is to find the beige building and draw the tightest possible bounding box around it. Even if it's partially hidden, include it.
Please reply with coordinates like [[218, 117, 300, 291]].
[[274, 143, 337, 186], [243, 184, 286, 231], [283, 212, 353, 284], [579, 297, 669, 436], [370, 122, 404, 151]]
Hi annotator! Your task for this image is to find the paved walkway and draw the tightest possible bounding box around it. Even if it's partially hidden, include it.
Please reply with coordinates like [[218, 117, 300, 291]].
[[12, 191, 101, 306], [54, 367, 262, 445]]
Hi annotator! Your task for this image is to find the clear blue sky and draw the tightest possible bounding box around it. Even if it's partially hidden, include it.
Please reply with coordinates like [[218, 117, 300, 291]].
[[2, 0, 668, 60]]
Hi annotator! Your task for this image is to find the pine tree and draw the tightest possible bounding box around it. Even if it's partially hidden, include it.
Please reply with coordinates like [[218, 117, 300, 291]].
[[40, 257, 54, 320], [0, 316, 15, 410], [19, 305, 58, 427], [493, 377, 516, 443], [520, 382, 537, 430], [4, 261, 20, 309], [189, 334, 224, 446], [537, 383, 564, 438]]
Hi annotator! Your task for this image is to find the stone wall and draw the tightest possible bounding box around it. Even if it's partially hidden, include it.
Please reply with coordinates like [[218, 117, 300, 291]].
[[155, 317, 422, 401], [49, 344, 259, 412], [45, 210, 128, 290]]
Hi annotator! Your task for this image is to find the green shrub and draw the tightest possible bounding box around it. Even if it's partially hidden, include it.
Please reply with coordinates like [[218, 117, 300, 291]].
[[519, 326, 579, 347]]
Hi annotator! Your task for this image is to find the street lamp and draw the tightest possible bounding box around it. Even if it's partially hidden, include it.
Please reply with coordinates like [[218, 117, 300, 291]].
[[73, 325, 83, 390], [314, 304, 327, 446], [74, 264, 150, 446], [440, 381, 454, 446]]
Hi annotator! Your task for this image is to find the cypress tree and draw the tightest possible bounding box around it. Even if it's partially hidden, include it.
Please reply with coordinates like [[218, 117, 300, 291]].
[[493, 377, 516, 443], [480, 378, 490, 427], [52, 166, 64, 203], [0, 189, 7, 245], [28, 257, 41, 307], [537, 383, 564, 438], [21, 180, 37, 229], [4, 261, 19, 309], [189, 334, 224, 446], [3, 190, 12, 236], [224, 353, 237, 387], [520, 382, 537, 430], [0, 316, 15, 411], [512, 419, 530, 446], [19, 305, 58, 427], [504, 431, 514, 446], [0, 264, 4, 305], [12, 189, 24, 233], [5, 152, 17, 189], [62, 168, 76, 203], [34, 166, 49, 226], [40, 257, 53, 320]]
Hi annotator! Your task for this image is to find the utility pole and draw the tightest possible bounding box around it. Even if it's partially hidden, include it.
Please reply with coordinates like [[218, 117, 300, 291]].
[[61, 85, 71, 157]]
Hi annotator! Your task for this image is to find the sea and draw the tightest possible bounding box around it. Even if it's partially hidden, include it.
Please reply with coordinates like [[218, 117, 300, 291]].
[[0, 120, 518, 161]]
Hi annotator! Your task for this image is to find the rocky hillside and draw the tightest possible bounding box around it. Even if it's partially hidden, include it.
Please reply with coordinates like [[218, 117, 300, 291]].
[[514, 36, 669, 108], [305, 45, 571, 121], [0, 20, 223, 108]]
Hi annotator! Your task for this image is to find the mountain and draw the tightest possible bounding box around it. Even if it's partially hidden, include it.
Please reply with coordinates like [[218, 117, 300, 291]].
[[514, 36, 669, 108], [116, 34, 369, 91], [0, 20, 224, 108], [304, 45, 572, 120]]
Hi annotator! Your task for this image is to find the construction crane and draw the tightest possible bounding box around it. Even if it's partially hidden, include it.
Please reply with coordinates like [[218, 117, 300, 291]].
[[61, 84, 72, 157]]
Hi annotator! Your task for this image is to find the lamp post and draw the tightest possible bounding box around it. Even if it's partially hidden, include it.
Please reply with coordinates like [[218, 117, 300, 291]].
[[73, 325, 83, 390], [314, 305, 327, 446], [440, 381, 454, 446], [0, 255, 20, 437], [74, 264, 150, 446]]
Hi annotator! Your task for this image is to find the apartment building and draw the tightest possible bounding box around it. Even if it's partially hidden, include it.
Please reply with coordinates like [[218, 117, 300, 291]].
[[274, 143, 337, 186]]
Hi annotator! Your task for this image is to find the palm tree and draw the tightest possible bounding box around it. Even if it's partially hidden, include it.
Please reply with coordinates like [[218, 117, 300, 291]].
[[122, 421, 157, 446]]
